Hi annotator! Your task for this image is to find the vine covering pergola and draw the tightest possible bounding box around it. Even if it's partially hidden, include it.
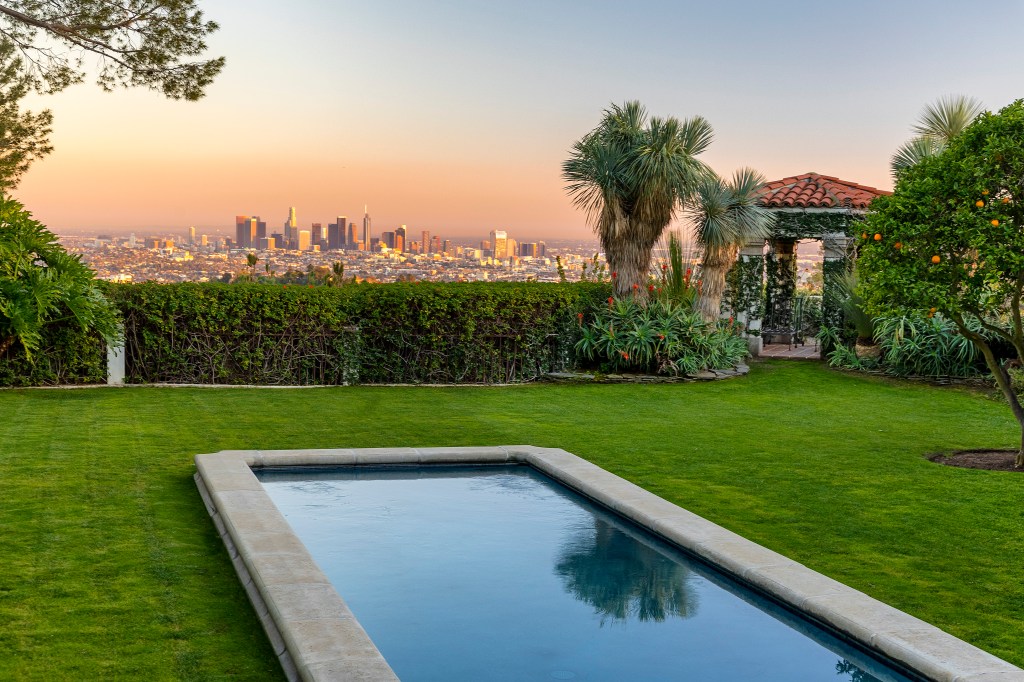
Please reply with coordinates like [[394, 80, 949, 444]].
[[728, 173, 891, 354]]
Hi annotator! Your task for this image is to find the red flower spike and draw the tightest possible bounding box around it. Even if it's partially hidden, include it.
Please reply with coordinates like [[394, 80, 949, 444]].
[[607, 296, 614, 306], [661, 264, 668, 270], [648, 284, 655, 292], [611, 271, 617, 278], [632, 283, 639, 290]]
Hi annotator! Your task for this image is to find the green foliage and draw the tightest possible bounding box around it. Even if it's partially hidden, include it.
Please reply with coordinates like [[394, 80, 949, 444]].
[[0, 1, 224, 100], [0, 195, 118, 365], [0, 322, 105, 385], [822, 314, 992, 379], [890, 95, 982, 179], [109, 281, 609, 385], [860, 100, 1024, 337], [574, 297, 747, 375], [873, 314, 990, 378], [563, 100, 713, 296], [0, 40, 52, 191], [725, 253, 764, 322], [859, 99, 1024, 465]]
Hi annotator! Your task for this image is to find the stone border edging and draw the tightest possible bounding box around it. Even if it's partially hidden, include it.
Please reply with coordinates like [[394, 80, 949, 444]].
[[194, 446, 1024, 682]]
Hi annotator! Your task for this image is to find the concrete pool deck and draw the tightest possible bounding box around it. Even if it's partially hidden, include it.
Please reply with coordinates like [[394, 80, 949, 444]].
[[194, 446, 1024, 682]]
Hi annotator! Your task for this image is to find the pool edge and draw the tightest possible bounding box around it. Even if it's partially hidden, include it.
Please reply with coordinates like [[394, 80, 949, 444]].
[[195, 446, 1024, 682]]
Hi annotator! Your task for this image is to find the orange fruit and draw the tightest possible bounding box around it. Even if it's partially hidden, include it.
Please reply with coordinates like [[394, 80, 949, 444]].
[[982, 189, 990, 195], [894, 242, 903, 250], [927, 312, 934, 318], [861, 232, 868, 239], [931, 255, 941, 264], [976, 200, 985, 207], [1002, 197, 1011, 204], [873, 233, 882, 241], [992, 219, 1000, 226], [929, 307, 937, 313]]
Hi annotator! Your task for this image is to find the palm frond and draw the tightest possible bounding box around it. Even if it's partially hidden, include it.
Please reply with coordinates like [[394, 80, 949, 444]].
[[890, 136, 943, 178], [911, 94, 983, 141]]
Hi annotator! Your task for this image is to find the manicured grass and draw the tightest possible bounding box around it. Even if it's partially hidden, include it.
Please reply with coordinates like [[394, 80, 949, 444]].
[[1, 360, 1022, 679]]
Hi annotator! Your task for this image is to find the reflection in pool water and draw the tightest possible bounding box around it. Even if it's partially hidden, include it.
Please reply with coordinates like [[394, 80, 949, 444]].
[[258, 465, 912, 682]]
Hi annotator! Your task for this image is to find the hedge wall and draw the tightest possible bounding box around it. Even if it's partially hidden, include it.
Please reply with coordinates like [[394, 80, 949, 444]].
[[0, 323, 106, 386], [105, 281, 609, 385]]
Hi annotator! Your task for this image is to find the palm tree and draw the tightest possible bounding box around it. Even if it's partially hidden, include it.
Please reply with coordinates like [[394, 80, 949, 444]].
[[691, 168, 775, 322], [890, 95, 982, 178], [563, 101, 713, 298]]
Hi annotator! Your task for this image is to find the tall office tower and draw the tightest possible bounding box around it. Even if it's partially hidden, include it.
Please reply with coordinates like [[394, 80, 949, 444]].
[[312, 223, 323, 245], [520, 242, 537, 257], [327, 222, 341, 250], [421, 230, 430, 253], [337, 216, 348, 247], [507, 238, 517, 260], [200, 235, 209, 247], [188, 226, 196, 245], [361, 206, 372, 249], [235, 215, 257, 248], [298, 230, 311, 251], [129, 232, 137, 248], [256, 219, 267, 242], [432, 236, 441, 254], [490, 230, 508, 259], [347, 222, 358, 249], [394, 225, 406, 253], [283, 207, 297, 249], [370, 237, 380, 251], [442, 239, 451, 255], [381, 231, 395, 249], [537, 241, 547, 258]]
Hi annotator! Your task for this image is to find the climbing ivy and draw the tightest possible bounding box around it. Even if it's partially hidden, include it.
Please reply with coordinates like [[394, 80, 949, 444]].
[[724, 255, 764, 324], [770, 210, 863, 240]]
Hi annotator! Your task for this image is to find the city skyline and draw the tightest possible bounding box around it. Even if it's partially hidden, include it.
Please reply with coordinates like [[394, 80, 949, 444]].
[[12, 0, 1024, 238]]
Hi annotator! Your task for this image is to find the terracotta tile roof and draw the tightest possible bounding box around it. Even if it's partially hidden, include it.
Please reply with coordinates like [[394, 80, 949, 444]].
[[757, 173, 891, 210]]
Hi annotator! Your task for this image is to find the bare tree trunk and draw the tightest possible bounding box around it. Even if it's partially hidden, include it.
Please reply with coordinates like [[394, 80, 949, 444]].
[[697, 244, 738, 322], [953, 315, 1024, 467]]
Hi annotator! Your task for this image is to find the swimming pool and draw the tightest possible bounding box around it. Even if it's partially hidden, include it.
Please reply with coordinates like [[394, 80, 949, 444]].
[[258, 464, 911, 681], [194, 446, 1024, 681]]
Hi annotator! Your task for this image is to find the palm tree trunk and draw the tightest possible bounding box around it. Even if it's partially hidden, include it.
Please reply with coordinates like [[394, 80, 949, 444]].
[[603, 228, 656, 300], [697, 244, 738, 322]]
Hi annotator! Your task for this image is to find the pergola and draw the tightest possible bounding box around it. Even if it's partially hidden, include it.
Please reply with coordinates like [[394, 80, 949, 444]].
[[731, 173, 891, 355]]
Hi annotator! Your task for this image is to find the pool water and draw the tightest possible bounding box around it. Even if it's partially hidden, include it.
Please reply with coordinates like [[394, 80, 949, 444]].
[[257, 465, 915, 682]]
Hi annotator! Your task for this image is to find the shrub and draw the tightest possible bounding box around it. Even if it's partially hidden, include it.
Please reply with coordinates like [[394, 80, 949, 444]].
[[574, 297, 747, 375], [107, 281, 609, 385]]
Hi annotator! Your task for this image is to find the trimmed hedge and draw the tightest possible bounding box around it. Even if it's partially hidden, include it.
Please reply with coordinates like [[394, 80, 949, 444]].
[[0, 323, 106, 386], [105, 281, 609, 385]]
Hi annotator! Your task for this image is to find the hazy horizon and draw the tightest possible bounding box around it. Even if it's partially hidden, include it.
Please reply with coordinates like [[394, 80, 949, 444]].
[[13, 0, 1024, 238]]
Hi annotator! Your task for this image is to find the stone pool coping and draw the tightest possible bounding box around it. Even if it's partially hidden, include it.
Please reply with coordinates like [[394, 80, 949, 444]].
[[194, 446, 1024, 682]]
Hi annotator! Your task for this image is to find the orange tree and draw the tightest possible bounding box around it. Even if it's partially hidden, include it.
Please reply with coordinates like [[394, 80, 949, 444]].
[[858, 100, 1024, 467]]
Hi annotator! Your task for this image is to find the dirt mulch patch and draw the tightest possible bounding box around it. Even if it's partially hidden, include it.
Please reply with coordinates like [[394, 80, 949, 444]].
[[929, 449, 1023, 472]]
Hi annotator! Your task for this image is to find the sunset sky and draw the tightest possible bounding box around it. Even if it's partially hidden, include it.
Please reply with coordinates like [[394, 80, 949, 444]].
[[16, 0, 1024, 240]]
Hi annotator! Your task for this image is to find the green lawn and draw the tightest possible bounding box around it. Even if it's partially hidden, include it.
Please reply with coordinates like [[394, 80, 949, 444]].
[[1, 360, 1022, 679]]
